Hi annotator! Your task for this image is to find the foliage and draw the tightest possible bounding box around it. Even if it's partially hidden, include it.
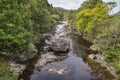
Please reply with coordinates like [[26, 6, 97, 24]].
[[101, 16, 120, 76], [75, 2, 108, 33], [73, 0, 120, 77], [66, 10, 77, 25], [79, 0, 103, 10], [0, 0, 61, 56], [0, 0, 32, 56], [104, 46, 120, 75]]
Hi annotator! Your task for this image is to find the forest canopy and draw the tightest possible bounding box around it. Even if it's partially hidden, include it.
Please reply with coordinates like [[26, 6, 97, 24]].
[[0, 0, 62, 56]]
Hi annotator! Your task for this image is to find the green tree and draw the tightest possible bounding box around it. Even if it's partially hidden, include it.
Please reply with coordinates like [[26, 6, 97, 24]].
[[0, 0, 62, 56], [75, 3, 108, 33], [0, 0, 32, 56]]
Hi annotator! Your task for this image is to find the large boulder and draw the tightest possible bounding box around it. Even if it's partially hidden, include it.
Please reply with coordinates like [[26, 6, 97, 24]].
[[45, 37, 70, 52]]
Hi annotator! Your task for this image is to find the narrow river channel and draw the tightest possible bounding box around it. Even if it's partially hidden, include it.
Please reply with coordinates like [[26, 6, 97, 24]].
[[19, 21, 114, 80]]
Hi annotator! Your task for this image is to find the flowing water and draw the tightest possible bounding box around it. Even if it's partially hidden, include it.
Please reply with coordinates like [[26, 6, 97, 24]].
[[19, 21, 115, 80]]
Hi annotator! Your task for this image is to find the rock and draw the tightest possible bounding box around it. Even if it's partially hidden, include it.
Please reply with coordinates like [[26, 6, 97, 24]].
[[90, 45, 100, 51], [16, 43, 37, 62], [89, 54, 104, 61], [47, 68, 67, 75], [88, 54, 96, 59], [45, 37, 70, 52], [88, 53, 117, 78], [48, 69, 55, 72], [9, 62, 26, 74], [57, 68, 67, 75], [95, 54, 104, 61], [43, 45, 50, 52], [16, 50, 37, 62], [42, 62, 70, 75], [42, 27, 70, 52], [35, 52, 67, 70], [42, 33, 53, 40]]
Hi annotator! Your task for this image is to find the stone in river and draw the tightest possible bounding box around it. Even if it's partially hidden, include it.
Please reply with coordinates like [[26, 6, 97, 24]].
[[46, 37, 70, 52]]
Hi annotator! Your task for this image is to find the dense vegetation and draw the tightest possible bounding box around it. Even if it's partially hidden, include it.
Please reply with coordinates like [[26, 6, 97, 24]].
[[0, 0, 120, 79], [0, 0, 63, 79], [70, 0, 120, 78], [0, 0, 62, 56]]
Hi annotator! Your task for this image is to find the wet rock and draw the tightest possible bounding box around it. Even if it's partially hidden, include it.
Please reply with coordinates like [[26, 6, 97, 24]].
[[35, 52, 67, 70], [57, 33, 66, 37], [47, 67, 68, 75], [42, 62, 70, 75], [57, 68, 66, 74]]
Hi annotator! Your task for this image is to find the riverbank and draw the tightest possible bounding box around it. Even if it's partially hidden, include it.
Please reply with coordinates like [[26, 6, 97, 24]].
[[67, 25, 118, 79]]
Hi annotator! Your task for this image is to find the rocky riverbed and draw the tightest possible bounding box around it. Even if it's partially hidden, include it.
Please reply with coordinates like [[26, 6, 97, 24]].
[[35, 52, 67, 70], [34, 21, 70, 72], [18, 21, 117, 80]]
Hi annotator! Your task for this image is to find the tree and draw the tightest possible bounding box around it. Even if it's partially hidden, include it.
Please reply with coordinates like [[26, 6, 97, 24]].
[[0, 0, 61, 56], [75, 2, 108, 33], [0, 0, 32, 55], [107, 2, 117, 13], [78, 0, 103, 10]]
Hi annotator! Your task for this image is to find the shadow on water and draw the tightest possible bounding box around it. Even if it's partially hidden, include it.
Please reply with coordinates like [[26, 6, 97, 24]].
[[83, 57, 115, 80], [18, 23, 115, 80], [18, 52, 41, 80]]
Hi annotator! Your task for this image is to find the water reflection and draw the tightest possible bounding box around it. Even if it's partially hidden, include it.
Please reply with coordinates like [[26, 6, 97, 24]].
[[29, 51, 114, 80], [19, 23, 114, 80], [29, 35, 114, 80]]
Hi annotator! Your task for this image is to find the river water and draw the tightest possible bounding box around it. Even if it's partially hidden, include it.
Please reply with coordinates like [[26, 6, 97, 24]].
[[19, 21, 114, 80]]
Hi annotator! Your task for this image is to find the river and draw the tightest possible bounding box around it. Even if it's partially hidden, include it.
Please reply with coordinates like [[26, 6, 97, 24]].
[[18, 21, 115, 80]]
